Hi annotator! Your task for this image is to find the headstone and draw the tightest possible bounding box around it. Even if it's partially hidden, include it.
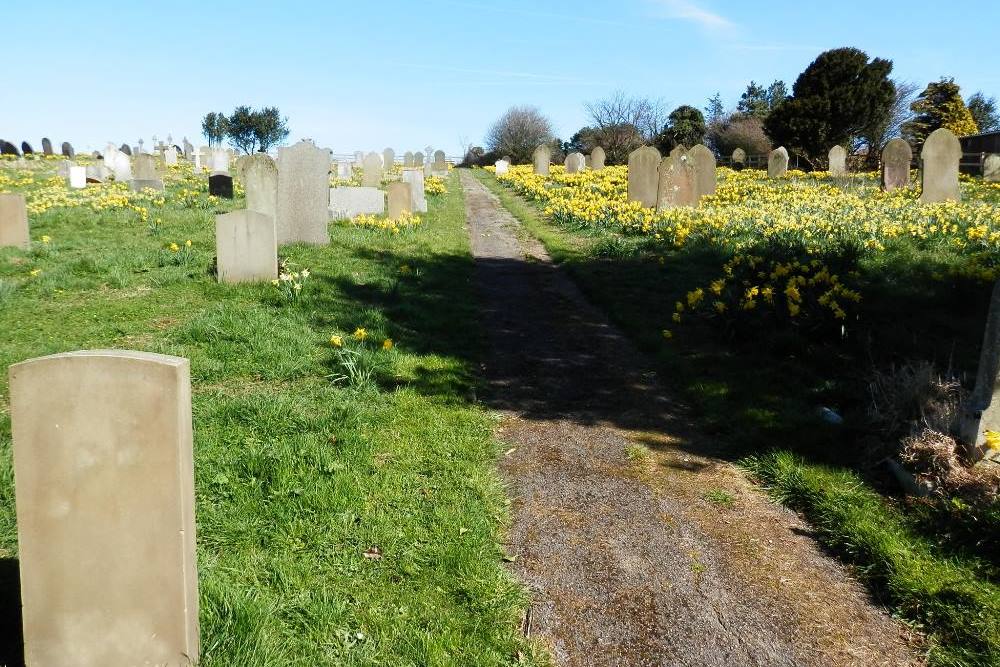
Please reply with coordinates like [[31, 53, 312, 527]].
[[165, 145, 178, 166], [56, 160, 72, 178], [414, 151, 425, 168], [387, 182, 412, 218], [1, 140, 21, 156], [69, 165, 87, 189], [362, 152, 383, 187], [495, 159, 510, 175], [240, 153, 279, 223], [656, 155, 695, 211], [85, 164, 104, 183], [104, 144, 133, 182], [881, 138, 912, 191], [8, 350, 200, 667], [627, 146, 661, 207], [61, 142, 74, 158], [920, 128, 962, 203], [688, 144, 716, 201], [120, 143, 132, 156], [401, 169, 427, 212], [960, 280, 1000, 460], [768, 146, 789, 178], [828, 145, 847, 176], [41, 137, 53, 155], [211, 150, 230, 174], [564, 152, 585, 174], [215, 210, 277, 284], [182, 138, 194, 158], [985, 154, 1000, 183], [591, 146, 606, 170], [337, 161, 352, 180], [209, 174, 234, 198], [732, 147, 746, 168], [131, 154, 163, 191], [533, 144, 551, 175], [432, 150, 447, 175], [329, 186, 385, 219], [0, 194, 30, 250], [585, 155, 592, 169], [423, 159, 433, 178], [383, 148, 395, 170], [276, 140, 331, 245], [21, 141, 34, 155], [669, 145, 687, 160], [404, 151, 414, 167]]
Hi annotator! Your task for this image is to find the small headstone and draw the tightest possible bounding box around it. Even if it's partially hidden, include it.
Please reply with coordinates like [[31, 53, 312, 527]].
[[353, 150, 365, 165], [564, 152, 585, 174], [533, 144, 551, 175], [495, 159, 510, 175], [61, 141, 74, 158], [402, 169, 427, 212], [985, 154, 1000, 183], [21, 141, 34, 155], [732, 148, 746, 168], [362, 152, 383, 187], [656, 155, 695, 211], [120, 143, 132, 156], [329, 186, 385, 219], [767, 146, 789, 178], [688, 144, 716, 201], [828, 145, 847, 176], [403, 151, 414, 167], [881, 138, 912, 191], [432, 150, 447, 175], [585, 155, 592, 169], [211, 150, 230, 174], [85, 164, 104, 183], [414, 151, 425, 168], [383, 148, 395, 170], [209, 174, 234, 198], [240, 153, 278, 223], [276, 140, 331, 245], [0, 194, 30, 250], [627, 146, 661, 207], [41, 137, 53, 155], [8, 350, 200, 666], [387, 182, 412, 218], [69, 165, 87, 189], [920, 128, 962, 203], [131, 154, 163, 191], [56, 160, 72, 178], [591, 146, 606, 170], [165, 145, 178, 166], [215, 210, 277, 284]]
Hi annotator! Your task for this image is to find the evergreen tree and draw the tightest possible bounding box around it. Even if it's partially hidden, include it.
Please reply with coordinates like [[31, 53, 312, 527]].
[[967, 92, 999, 133], [705, 93, 725, 124], [655, 105, 706, 153], [903, 78, 979, 145], [737, 81, 769, 119]]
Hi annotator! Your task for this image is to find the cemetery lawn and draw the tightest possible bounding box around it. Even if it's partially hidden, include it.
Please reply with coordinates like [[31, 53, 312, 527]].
[[474, 168, 1000, 667], [0, 165, 544, 666]]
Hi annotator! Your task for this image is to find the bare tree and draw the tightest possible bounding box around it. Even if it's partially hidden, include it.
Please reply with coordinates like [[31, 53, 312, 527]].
[[485, 106, 554, 164], [584, 91, 668, 164], [858, 79, 918, 165]]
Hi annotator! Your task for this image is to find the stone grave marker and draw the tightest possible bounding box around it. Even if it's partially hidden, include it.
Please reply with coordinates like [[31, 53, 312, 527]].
[[592, 146, 607, 170], [215, 210, 277, 284], [414, 151, 424, 167], [383, 148, 395, 170], [56, 160, 71, 178], [986, 154, 1000, 183], [21, 141, 33, 155], [276, 140, 331, 245], [495, 159, 509, 175], [165, 145, 178, 166], [131, 154, 163, 191], [0, 140, 21, 156], [211, 150, 230, 174], [337, 161, 352, 180], [404, 151, 414, 167], [104, 144, 133, 182], [120, 143, 132, 156], [209, 174, 234, 198], [732, 148, 746, 168], [828, 145, 847, 176], [669, 145, 687, 160], [387, 182, 412, 218], [41, 137, 53, 155], [329, 186, 385, 219], [920, 128, 962, 203], [9, 350, 200, 667], [627, 145, 661, 207], [881, 138, 912, 191], [362, 152, 383, 187], [656, 155, 695, 211], [402, 169, 427, 212], [565, 152, 585, 174], [688, 144, 716, 201], [423, 158, 433, 178], [768, 146, 789, 178], [69, 165, 87, 189], [432, 150, 447, 175], [240, 153, 279, 223], [960, 280, 1000, 461], [0, 194, 30, 250], [183, 138, 194, 158], [533, 144, 551, 175], [61, 141, 74, 158]]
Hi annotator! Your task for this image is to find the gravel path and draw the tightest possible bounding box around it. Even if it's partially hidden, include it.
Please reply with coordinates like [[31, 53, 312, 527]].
[[462, 171, 923, 667]]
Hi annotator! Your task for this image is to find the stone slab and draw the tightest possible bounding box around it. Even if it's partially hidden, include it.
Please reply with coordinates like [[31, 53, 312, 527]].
[[0, 193, 30, 250], [216, 210, 277, 284], [329, 186, 385, 219]]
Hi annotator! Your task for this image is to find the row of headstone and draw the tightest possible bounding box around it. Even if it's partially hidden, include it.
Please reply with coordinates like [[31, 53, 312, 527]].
[[625, 144, 717, 209], [1, 138, 71, 158], [529, 144, 606, 175]]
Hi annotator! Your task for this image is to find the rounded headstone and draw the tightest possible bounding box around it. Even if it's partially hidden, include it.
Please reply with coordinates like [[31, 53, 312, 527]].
[[920, 128, 962, 203], [881, 138, 912, 191], [627, 146, 662, 207]]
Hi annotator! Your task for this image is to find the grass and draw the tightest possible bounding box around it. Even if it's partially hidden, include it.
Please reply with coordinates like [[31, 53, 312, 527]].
[[474, 167, 1000, 666], [0, 164, 544, 666]]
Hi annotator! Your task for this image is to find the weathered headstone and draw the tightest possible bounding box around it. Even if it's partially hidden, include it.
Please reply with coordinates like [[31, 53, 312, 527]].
[[768, 146, 789, 178], [0, 194, 30, 250], [41, 137, 53, 155], [423, 158, 433, 178], [732, 148, 746, 168], [337, 161, 352, 180], [276, 140, 331, 245], [920, 128, 962, 203], [688, 144, 716, 201], [56, 160, 71, 178], [656, 155, 695, 211], [669, 145, 687, 160], [591, 146, 606, 170], [362, 152, 383, 187], [211, 150, 230, 174], [85, 163, 105, 183], [432, 150, 447, 175], [182, 138, 194, 158], [985, 154, 1000, 183], [828, 145, 847, 176], [960, 280, 1000, 460], [209, 174, 234, 198], [215, 210, 277, 284], [131, 154, 163, 191], [533, 144, 551, 175], [495, 159, 510, 175], [240, 153, 278, 223], [61, 141, 74, 158], [627, 146, 661, 207], [403, 151, 414, 167], [387, 182, 412, 219], [9, 350, 200, 667], [329, 186, 385, 219], [69, 165, 87, 189], [401, 169, 427, 212], [881, 138, 912, 191], [165, 145, 178, 166], [565, 152, 585, 174], [414, 151, 425, 168], [383, 148, 395, 171]]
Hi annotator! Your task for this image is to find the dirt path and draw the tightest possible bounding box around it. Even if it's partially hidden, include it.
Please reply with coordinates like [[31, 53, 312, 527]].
[[461, 171, 922, 667]]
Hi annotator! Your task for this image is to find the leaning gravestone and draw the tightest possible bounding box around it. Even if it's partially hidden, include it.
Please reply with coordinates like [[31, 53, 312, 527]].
[[986, 154, 1000, 183], [240, 153, 279, 223], [432, 150, 448, 176], [209, 174, 234, 198], [131, 154, 163, 191], [627, 146, 661, 207], [565, 152, 585, 174], [402, 169, 427, 212], [215, 210, 277, 284], [387, 182, 412, 218], [960, 280, 1000, 460], [329, 187, 385, 219], [41, 137, 53, 155], [688, 144, 716, 201], [362, 152, 383, 187], [383, 148, 395, 171], [61, 141, 74, 158], [591, 146, 606, 170], [403, 151, 414, 168], [533, 144, 551, 175], [276, 140, 331, 245], [656, 155, 695, 211], [495, 159, 509, 175], [881, 138, 912, 191], [768, 146, 789, 178], [920, 128, 962, 203], [732, 148, 746, 168], [828, 145, 847, 176], [9, 350, 200, 667], [0, 194, 30, 250]]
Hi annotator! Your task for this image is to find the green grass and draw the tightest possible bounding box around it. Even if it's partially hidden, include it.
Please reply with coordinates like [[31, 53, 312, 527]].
[[474, 168, 1000, 666], [0, 166, 544, 666]]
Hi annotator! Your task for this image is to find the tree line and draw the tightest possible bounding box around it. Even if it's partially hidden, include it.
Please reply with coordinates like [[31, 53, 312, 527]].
[[469, 47, 998, 169], [201, 106, 290, 154]]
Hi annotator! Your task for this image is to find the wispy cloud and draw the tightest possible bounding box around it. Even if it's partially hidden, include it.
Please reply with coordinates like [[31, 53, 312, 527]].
[[647, 0, 736, 33], [390, 62, 612, 87]]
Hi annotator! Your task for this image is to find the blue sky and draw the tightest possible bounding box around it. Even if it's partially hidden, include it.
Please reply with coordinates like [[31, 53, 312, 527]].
[[4, 1, 997, 156]]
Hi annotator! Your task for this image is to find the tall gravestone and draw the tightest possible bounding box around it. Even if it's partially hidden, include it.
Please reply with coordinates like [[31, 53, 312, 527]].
[[41, 137, 53, 155], [9, 350, 200, 667], [656, 155, 695, 211], [423, 158, 433, 178], [688, 144, 716, 201], [0, 194, 30, 250], [591, 146, 606, 170], [216, 210, 278, 284], [533, 144, 551, 175], [768, 146, 789, 178], [387, 182, 412, 219], [565, 152, 585, 174], [362, 152, 382, 187], [828, 145, 847, 176], [920, 128, 962, 203], [165, 146, 178, 166], [61, 141, 74, 158], [183, 138, 194, 158], [881, 138, 912, 191], [276, 140, 331, 245], [383, 148, 395, 171], [241, 153, 279, 223], [627, 146, 661, 207], [960, 280, 1000, 460], [985, 154, 1000, 183], [402, 169, 427, 212], [732, 148, 746, 169]]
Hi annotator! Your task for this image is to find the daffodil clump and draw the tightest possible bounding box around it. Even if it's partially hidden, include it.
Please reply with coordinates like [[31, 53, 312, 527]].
[[271, 261, 311, 302], [351, 211, 422, 233], [328, 326, 396, 387], [425, 176, 448, 196]]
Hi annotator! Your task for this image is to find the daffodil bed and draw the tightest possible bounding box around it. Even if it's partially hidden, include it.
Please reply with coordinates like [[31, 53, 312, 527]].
[[0, 161, 541, 666]]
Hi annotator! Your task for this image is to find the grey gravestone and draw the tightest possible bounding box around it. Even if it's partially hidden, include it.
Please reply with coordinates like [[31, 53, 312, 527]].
[[920, 128, 961, 203], [656, 155, 695, 211], [276, 140, 331, 245], [21, 141, 33, 155], [240, 153, 278, 224], [387, 182, 412, 218], [120, 144, 132, 156], [56, 160, 72, 178], [732, 148, 746, 168], [85, 164, 105, 183], [881, 138, 912, 191], [41, 137, 53, 155], [627, 146, 661, 207], [403, 151, 414, 167], [414, 151, 424, 168], [533, 144, 551, 175], [402, 169, 427, 212], [688, 144, 716, 201], [828, 145, 847, 176], [383, 148, 395, 170], [61, 142, 74, 158], [9, 350, 200, 667], [209, 174, 234, 198], [362, 152, 383, 187], [329, 186, 385, 219], [423, 159, 433, 178], [985, 154, 1000, 183], [0, 194, 30, 250], [165, 146, 178, 166], [215, 210, 277, 284], [432, 150, 447, 175], [591, 146, 606, 170], [564, 152, 585, 174], [768, 147, 789, 178], [585, 155, 592, 169], [131, 154, 163, 191]]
